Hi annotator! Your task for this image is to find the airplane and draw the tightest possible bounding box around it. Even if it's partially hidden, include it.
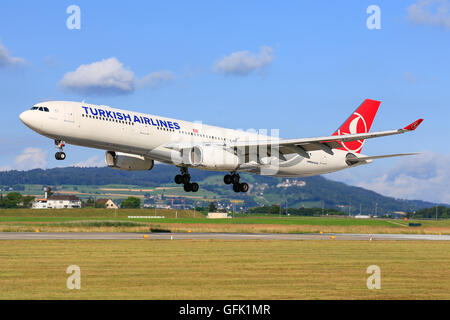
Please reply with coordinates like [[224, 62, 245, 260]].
[[19, 99, 423, 193]]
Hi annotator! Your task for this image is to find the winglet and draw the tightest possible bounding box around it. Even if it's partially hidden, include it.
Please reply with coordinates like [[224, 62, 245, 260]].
[[403, 119, 423, 131]]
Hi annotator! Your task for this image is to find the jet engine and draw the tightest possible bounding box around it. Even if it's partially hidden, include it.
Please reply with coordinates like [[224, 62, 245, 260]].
[[184, 145, 239, 170], [105, 151, 154, 171]]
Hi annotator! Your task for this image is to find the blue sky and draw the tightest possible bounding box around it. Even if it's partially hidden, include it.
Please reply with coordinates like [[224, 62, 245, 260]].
[[0, 1, 449, 203]]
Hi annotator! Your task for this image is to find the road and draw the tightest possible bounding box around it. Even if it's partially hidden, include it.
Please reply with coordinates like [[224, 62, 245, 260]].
[[0, 232, 449, 240]]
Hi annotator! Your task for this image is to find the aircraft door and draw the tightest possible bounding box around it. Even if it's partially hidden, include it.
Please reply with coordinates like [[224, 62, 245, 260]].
[[64, 105, 75, 123]]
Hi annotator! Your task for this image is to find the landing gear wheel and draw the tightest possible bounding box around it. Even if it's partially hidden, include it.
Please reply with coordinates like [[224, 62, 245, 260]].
[[178, 167, 198, 192], [239, 182, 249, 193], [55, 152, 66, 160], [233, 183, 240, 193], [174, 174, 183, 184], [231, 174, 240, 185], [224, 174, 232, 185], [191, 182, 199, 192], [182, 174, 191, 184], [184, 183, 193, 192]]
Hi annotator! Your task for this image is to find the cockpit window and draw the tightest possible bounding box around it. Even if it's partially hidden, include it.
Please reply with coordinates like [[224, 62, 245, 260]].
[[30, 106, 50, 111]]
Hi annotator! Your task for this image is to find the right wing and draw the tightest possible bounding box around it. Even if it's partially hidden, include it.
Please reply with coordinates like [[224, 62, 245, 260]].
[[227, 119, 424, 157], [162, 119, 423, 161]]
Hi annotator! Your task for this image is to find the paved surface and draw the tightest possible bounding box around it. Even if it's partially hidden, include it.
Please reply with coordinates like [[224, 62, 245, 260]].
[[0, 232, 449, 241]]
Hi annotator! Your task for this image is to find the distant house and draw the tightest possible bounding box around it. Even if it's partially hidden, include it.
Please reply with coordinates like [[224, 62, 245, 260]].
[[32, 195, 81, 209], [96, 199, 119, 209]]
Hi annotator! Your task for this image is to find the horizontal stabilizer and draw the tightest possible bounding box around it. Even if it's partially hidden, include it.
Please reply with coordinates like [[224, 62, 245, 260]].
[[350, 153, 420, 162]]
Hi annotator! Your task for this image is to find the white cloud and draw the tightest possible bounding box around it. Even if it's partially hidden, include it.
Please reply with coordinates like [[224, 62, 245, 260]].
[[408, 0, 450, 29], [213, 46, 274, 76], [14, 148, 47, 170], [60, 57, 174, 95], [73, 155, 105, 168], [328, 152, 450, 204], [138, 70, 175, 89], [60, 57, 136, 95], [0, 41, 25, 68]]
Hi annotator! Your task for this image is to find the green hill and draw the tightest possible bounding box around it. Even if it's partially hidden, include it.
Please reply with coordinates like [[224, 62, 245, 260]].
[[0, 165, 441, 215]]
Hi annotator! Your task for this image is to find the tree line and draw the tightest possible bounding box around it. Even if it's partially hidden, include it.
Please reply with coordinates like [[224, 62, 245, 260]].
[[407, 206, 450, 219], [247, 205, 347, 216], [0, 192, 35, 208]]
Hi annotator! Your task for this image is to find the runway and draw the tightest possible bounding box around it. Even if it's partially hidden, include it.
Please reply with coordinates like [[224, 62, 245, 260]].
[[0, 232, 449, 241]]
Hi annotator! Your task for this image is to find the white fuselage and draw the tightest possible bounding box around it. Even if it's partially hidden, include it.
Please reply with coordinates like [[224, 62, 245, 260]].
[[19, 101, 367, 177]]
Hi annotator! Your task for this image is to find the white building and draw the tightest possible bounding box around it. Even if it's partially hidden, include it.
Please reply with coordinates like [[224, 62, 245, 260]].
[[207, 212, 229, 219], [354, 214, 371, 219], [32, 195, 82, 209]]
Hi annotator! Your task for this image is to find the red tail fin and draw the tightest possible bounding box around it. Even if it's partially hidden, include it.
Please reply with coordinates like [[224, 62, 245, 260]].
[[332, 99, 381, 153]]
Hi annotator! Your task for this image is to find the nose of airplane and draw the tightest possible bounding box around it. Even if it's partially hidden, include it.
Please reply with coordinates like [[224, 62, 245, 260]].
[[19, 111, 27, 123], [19, 110, 41, 132], [19, 110, 30, 124]]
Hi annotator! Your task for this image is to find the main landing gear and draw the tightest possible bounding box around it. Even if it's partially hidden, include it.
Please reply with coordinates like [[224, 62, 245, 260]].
[[224, 173, 249, 193], [54, 140, 66, 160], [174, 167, 199, 192]]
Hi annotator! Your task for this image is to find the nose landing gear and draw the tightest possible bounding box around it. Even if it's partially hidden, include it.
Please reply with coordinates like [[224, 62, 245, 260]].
[[175, 167, 199, 192], [224, 173, 249, 193], [54, 140, 66, 160]]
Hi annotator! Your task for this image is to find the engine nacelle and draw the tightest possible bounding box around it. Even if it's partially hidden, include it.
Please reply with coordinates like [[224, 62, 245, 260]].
[[105, 151, 154, 171], [184, 145, 239, 170]]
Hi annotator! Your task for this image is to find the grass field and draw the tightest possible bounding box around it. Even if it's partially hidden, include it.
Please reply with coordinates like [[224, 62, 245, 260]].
[[1, 209, 450, 234], [0, 240, 449, 299], [0, 208, 450, 234]]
